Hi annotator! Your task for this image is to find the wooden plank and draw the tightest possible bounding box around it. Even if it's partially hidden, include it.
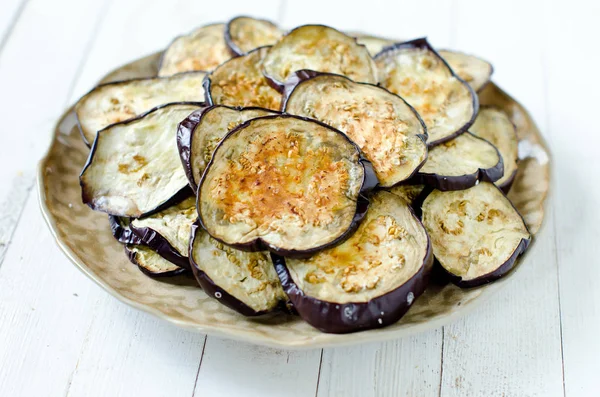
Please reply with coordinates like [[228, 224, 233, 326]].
[[439, 1, 564, 396], [193, 338, 322, 397], [0, 0, 27, 52], [0, 0, 108, 268], [543, 1, 600, 395], [316, 330, 443, 397]]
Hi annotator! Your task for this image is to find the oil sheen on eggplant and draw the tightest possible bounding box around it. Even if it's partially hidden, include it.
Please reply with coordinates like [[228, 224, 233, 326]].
[[81, 103, 204, 217], [225, 16, 283, 55], [438, 50, 493, 92], [197, 115, 377, 256], [414, 132, 503, 191], [177, 105, 279, 190], [108, 216, 143, 245], [374, 38, 478, 146], [190, 222, 286, 316], [272, 191, 432, 333], [262, 25, 377, 90], [352, 33, 396, 56], [125, 244, 186, 277], [204, 46, 281, 110], [283, 72, 427, 187], [158, 23, 230, 76], [131, 196, 196, 269], [421, 182, 531, 288], [470, 107, 519, 190], [75, 72, 207, 146]]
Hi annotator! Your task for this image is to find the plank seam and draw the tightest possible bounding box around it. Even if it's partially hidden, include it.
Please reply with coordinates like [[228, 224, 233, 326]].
[[313, 349, 324, 397], [190, 336, 208, 397], [0, 0, 30, 57], [438, 327, 445, 397]]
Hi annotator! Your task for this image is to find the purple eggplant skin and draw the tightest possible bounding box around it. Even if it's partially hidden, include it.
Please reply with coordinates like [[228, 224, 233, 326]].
[[270, 232, 434, 334], [224, 16, 280, 56], [108, 216, 143, 245], [124, 245, 187, 278], [498, 170, 518, 194], [374, 38, 479, 147], [441, 237, 530, 288], [411, 133, 504, 191], [196, 114, 380, 258], [188, 222, 282, 316], [130, 223, 192, 271], [80, 102, 203, 217], [176, 104, 282, 191]]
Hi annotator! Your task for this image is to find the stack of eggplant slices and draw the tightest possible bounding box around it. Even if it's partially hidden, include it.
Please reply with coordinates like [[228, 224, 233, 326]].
[[77, 17, 531, 334]]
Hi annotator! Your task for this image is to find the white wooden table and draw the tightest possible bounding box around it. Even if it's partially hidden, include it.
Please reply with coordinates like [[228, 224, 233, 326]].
[[1, 0, 598, 395]]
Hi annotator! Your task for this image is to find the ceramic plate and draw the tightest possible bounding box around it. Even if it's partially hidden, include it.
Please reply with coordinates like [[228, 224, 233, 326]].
[[38, 52, 551, 348]]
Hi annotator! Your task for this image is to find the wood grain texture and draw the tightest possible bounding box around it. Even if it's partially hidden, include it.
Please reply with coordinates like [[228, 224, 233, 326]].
[[543, 2, 600, 396]]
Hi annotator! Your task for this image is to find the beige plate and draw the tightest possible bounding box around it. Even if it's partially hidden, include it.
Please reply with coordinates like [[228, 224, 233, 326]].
[[38, 52, 551, 349]]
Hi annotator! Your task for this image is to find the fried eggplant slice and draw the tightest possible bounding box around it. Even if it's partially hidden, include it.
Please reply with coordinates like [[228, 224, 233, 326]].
[[374, 38, 478, 146], [414, 132, 503, 191], [158, 23, 230, 76], [272, 191, 432, 333], [125, 244, 186, 277], [283, 72, 427, 187], [108, 216, 143, 244], [130, 196, 196, 270], [177, 105, 279, 190], [190, 222, 286, 316], [75, 72, 207, 146], [204, 46, 281, 110], [421, 182, 531, 288], [470, 107, 519, 191], [80, 103, 204, 217], [198, 115, 378, 257], [388, 184, 426, 206], [438, 50, 493, 92], [262, 25, 377, 90], [351, 32, 396, 56], [225, 16, 284, 55]]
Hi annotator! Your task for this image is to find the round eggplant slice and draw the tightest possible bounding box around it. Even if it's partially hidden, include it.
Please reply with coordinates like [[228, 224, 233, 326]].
[[130, 196, 196, 270], [388, 184, 426, 206], [262, 25, 378, 90], [108, 216, 143, 245], [421, 182, 531, 288], [177, 105, 279, 190], [198, 115, 378, 257], [469, 107, 519, 191], [283, 72, 428, 187], [190, 222, 286, 316], [374, 38, 478, 146], [438, 50, 493, 92], [413, 132, 503, 191], [125, 244, 186, 277], [272, 191, 432, 334], [75, 72, 207, 146], [204, 46, 281, 110], [158, 23, 230, 76], [80, 103, 204, 218], [225, 16, 284, 56], [352, 33, 396, 57]]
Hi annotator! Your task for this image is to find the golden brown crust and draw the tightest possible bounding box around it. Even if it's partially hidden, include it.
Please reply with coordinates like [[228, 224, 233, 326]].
[[227, 17, 283, 54]]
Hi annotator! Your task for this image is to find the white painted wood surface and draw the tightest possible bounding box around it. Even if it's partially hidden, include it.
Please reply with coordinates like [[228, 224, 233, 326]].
[[0, 0, 598, 396]]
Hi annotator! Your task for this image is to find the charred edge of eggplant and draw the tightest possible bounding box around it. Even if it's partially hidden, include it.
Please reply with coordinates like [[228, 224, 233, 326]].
[[80, 102, 203, 216], [188, 222, 274, 316], [157, 23, 225, 74], [270, 223, 433, 334], [374, 38, 479, 147], [130, 224, 191, 271], [196, 114, 380, 258], [75, 72, 208, 147], [412, 133, 504, 191], [124, 245, 187, 278], [177, 104, 282, 191], [224, 16, 280, 56], [262, 24, 368, 93], [498, 169, 518, 194], [440, 49, 495, 93], [280, 69, 430, 185], [441, 237, 530, 288], [108, 215, 143, 245]]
